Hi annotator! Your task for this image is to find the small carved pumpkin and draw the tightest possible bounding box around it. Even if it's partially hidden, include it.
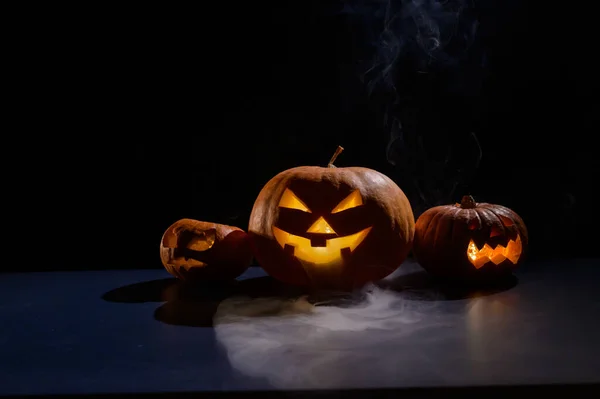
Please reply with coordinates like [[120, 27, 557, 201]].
[[160, 219, 253, 282], [413, 195, 528, 281], [248, 147, 415, 290]]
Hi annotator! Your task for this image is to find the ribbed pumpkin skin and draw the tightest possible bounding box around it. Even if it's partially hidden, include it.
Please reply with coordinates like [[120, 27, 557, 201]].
[[413, 196, 528, 281], [248, 166, 415, 291]]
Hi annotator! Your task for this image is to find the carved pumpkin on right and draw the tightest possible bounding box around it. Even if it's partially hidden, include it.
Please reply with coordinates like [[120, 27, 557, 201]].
[[412, 195, 528, 282]]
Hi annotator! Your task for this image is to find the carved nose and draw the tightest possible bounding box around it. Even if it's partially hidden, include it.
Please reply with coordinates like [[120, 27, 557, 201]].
[[306, 216, 336, 234]]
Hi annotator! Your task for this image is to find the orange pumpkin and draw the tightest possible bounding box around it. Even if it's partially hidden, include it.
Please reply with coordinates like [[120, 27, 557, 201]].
[[160, 219, 253, 282], [413, 195, 528, 281], [248, 147, 415, 290]]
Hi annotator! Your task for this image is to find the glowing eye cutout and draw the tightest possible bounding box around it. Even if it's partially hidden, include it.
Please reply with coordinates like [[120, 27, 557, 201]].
[[279, 188, 311, 213], [331, 190, 363, 214], [187, 229, 216, 252]]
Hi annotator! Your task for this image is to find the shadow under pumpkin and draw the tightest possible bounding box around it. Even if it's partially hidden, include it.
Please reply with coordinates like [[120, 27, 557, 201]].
[[102, 276, 306, 327], [101, 265, 518, 328], [376, 266, 519, 301]]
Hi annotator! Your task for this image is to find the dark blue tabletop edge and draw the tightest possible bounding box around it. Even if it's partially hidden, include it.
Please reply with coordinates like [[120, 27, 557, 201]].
[[2, 383, 599, 399]]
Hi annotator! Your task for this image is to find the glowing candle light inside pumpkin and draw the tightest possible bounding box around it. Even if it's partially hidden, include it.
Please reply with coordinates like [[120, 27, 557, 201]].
[[467, 235, 523, 269]]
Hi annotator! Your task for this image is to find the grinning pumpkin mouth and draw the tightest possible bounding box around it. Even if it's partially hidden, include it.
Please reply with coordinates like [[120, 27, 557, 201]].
[[467, 234, 523, 269], [272, 226, 372, 266]]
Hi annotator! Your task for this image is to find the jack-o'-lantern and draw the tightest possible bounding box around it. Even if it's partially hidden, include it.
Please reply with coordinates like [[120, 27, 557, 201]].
[[413, 195, 528, 281], [248, 146, 415, 290], [160, 219, 253, 282]]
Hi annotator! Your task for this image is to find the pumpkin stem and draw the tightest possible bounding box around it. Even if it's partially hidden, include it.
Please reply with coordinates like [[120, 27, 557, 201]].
[[328, 145, 344, 168], [460, 195, 477, 209]]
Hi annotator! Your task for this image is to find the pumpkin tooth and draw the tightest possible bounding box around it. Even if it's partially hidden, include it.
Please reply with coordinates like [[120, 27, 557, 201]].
[[284, 243, 296, 256], [341, 247, 352, 261], [310, 236, 328, 247]]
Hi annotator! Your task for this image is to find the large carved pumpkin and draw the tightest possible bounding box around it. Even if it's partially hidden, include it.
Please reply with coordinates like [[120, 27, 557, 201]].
[[160, 219, 253, 282], [413, 195, 528, 281], [248, 147, 415, 290]]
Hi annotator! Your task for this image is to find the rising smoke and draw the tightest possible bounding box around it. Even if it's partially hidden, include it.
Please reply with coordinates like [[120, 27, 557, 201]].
[[342, 1, 485, 216]]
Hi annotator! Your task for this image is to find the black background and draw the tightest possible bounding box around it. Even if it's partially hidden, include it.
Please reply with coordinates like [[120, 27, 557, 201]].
[[12, 1, 598, 273]]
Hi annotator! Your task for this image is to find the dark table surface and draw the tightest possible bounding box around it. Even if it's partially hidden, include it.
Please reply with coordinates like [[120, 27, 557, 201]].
[[1, 259, 599, 398]]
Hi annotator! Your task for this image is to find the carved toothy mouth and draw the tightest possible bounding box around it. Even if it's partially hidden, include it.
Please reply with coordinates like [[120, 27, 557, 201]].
[[467, 235, 523, 269], [272, 226, 372, 266]]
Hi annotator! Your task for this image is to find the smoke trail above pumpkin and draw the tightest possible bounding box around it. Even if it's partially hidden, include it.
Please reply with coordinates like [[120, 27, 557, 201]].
[[341, 0, 485, 216]]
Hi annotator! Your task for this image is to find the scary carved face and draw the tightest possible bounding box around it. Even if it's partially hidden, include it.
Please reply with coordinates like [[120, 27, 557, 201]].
[[272, 188, 372, 267], [248, 166, 415, 290], [160, 219, 253, 282], [466, 215, 523, 269], [413, 195, 529, 281]]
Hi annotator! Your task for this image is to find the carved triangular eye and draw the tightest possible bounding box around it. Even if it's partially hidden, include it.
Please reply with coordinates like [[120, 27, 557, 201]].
[[499, 215, 514, 227], [279, 188, 311, 213], [331, 190, 363, 214], [490, 225, 504, 238]]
